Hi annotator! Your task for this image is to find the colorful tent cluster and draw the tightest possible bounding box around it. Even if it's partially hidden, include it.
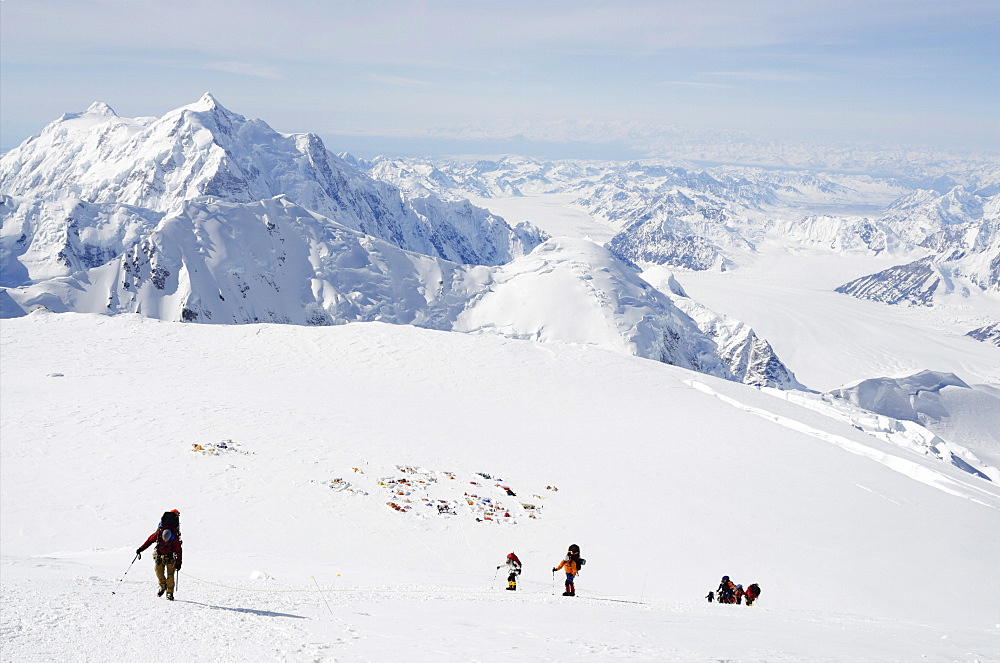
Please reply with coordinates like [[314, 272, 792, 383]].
[[321, 464, 553, 524], [189, 439, 248, 456]]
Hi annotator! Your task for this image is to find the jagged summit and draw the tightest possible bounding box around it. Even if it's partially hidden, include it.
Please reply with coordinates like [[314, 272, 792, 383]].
[[189, 92, 223, 112], [166, 92, 241, 126], [84, 101, 118, 116]]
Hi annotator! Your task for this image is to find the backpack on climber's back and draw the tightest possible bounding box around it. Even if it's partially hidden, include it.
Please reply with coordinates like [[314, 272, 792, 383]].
[[568, 543, 587, 570], [159, 510, 181, 542]]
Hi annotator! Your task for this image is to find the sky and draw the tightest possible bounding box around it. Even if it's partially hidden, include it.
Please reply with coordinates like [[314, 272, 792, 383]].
[[1, 0, 998, 157]]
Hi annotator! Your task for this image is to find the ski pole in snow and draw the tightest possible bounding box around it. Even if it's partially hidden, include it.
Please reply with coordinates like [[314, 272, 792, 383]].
[[312, 576, 335, 617], [112, 553, 139, 595], [552, 569, 556, 595]]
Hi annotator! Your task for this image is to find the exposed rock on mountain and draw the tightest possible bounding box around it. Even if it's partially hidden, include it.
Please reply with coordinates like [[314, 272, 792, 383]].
[[967, 322, 1000, 347], [0, 195, 163, 287], [835, 256, 941, 306], [608, 226, 728, 271]]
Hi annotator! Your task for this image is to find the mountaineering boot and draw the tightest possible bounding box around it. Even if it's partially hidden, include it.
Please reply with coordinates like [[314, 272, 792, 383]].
[[157, 587, 166, 597], [166, 593, 174, 601]]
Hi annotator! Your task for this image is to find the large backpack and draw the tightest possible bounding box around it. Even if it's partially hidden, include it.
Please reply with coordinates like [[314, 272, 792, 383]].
[[568, 544, 586, 570], [159, 510, 181, 542]]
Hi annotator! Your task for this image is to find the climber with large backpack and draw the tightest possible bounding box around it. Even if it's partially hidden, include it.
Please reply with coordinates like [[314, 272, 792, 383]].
[[552, 543, 586, 597], [744, 582, 761, 606], [717, 575, 736, 603], [136, 509, 183, 601], [498, 551, 522, 591]]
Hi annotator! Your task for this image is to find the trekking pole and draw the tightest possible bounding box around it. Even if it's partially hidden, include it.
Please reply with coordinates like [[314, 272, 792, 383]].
[[311, 576, 335, 617], [551, 570, 555, 595], [112, 553, 139, 595]]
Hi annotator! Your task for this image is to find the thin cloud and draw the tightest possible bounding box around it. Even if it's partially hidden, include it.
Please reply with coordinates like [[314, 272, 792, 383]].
[[370, 74, 433, 88], [704, 70, 816, 82], [206, 61, 282, 80], [658, 80, 735, 89]]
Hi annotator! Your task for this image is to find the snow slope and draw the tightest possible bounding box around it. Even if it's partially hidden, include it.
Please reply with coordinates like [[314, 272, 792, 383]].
[[2, 193, 803, 388], [2, 312, 998, 661], [671, 247, 1000, 392]]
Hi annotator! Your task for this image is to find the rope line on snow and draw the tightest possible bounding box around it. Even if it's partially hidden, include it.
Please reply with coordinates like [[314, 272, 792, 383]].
[[177, 571, 630, 599], [180, 571, 542, 596]]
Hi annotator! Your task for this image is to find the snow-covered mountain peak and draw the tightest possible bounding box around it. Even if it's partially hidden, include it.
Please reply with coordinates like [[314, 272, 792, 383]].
[[1, 98, 545, 267], [455, 236, 735, 378], [83, 101, 118, 117], [159, 91, 250, 139], [188, 91, 223, 112], [43, 102, 142, 142]]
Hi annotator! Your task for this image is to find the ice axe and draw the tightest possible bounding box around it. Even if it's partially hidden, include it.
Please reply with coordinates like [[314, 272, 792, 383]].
[[112, 553, 139, 595]]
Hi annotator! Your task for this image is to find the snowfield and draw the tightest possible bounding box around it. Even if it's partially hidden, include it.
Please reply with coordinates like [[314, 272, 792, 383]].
[[2, 96, 999, 661], [2, 311, 998, 662]]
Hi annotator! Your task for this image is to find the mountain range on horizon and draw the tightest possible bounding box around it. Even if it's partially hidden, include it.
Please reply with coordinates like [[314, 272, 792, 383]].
[[0, 94, 816, 392], [361, 154, 1000, 312]]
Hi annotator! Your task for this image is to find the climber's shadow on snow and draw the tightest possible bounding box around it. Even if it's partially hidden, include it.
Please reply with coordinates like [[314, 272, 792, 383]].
[[180, 600, 306, 619]]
